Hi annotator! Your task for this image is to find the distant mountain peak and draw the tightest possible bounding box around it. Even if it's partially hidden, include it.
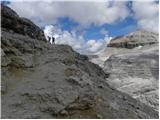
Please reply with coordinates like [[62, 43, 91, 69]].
[[107, 29, 158, 49]]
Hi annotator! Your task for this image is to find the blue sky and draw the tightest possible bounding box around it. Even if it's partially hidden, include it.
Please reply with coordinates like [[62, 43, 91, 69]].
[[2, 0, 159, 54], [44, 15, 138, 42], [47, 14, 138, 40]]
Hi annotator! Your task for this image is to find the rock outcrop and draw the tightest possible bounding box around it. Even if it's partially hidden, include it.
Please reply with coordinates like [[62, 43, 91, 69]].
[[1, 5, 46, 41], [103, 45, 159, 111], [89, 30, 159, 67], [1, 5, 158, 119], [107, 30, 158, 49], [89, 30, 159, 111]]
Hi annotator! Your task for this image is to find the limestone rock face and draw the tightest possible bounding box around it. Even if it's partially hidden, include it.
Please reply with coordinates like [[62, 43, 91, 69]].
[[103, 46, 159, 111], [107, 30, 158, 49], [89, 47, 132, 67], [89, 30, 159, 68], [1, 5, 158, 119], [89, 28, 159, 112]]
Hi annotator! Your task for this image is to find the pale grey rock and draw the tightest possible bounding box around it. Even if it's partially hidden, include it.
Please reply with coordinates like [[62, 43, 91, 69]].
[[103, 45, 159, 111], [90, 30, 159, 112], [89, 47, 132, 67], [89, 30, 158, 68], [107, 29, 158, 49]]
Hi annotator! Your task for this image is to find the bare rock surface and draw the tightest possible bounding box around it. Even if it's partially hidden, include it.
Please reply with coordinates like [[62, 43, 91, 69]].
[[89, 30, 159, 111], [89, 30, 158, 67], [1, 5, 159, 119], [107, 30, 158, 49], [103, 45, 159, 111], [1, 5, 46, 41], [90, 47, 131, 67]]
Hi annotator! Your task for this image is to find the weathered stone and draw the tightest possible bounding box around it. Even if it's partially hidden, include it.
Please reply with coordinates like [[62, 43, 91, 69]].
[[89, 30, 159, 112], [107, 30, 158, 49], [1, 5, 46, 41], [103, 46, 159, 111]]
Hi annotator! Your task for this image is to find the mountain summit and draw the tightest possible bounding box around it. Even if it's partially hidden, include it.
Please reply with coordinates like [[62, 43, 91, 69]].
[[107, 29, 158, 49]]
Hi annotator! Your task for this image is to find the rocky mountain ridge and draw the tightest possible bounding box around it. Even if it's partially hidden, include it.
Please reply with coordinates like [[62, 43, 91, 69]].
[[1, 5, 158, 119], [107, 30, 158, 49], [1, 5, 46, 41], [103, 45, 159, 111], [89, 28, 159, 111]]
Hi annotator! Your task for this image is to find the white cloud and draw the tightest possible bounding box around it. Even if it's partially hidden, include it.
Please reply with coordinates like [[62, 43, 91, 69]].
[[44, 25, 111, 55], [104, 34, 112, 45], [132, 1, 159, 32], [9, 1, 129, 27], [86, 40, 104, 53], [8, 1, 158, 33]]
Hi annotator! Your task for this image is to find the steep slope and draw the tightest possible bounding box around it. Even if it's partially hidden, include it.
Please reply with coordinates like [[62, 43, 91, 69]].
[[1, 5, 158, 119], [92, 30, 159, 111], [104, 45, 159, 111], [1, 5, 46, 41], [90, 47, 131, 67]]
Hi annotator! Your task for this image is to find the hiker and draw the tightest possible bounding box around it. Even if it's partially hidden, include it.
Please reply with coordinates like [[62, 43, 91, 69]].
[[47, 36, 55, 44], [52, 36, 55, 44], [44, 25, 60, 44]]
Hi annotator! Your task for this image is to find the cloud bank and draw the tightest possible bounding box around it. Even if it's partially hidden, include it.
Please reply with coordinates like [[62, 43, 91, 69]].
[[132, 1, 159, 32], [44, 25, 112, 55], [9, 1, 158, 32], [9, 1, 129, 27]]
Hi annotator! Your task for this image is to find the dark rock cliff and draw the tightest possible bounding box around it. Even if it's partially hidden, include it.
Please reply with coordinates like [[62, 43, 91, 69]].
[[1, 5, 46, 41]]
